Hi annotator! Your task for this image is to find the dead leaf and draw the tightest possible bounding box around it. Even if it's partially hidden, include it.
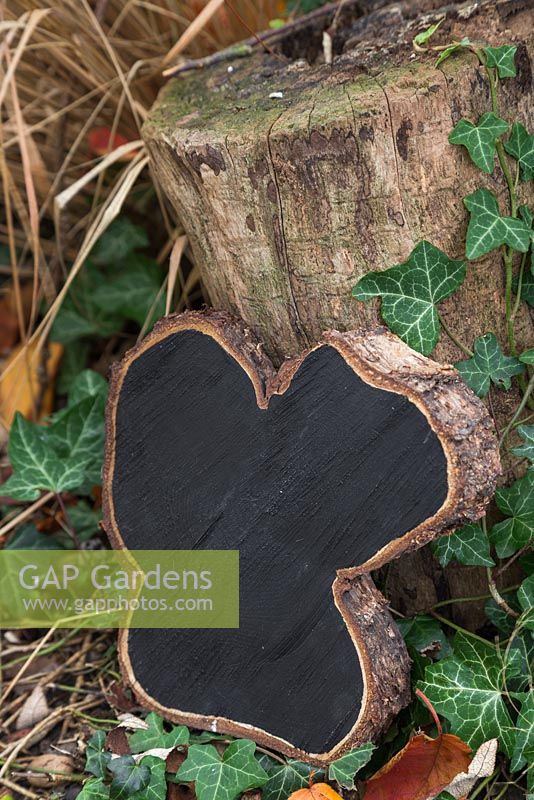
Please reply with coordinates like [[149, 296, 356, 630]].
[[290, 783, 344, 800], [105, 727, 130, 756], [166, 748, 187, 774], [26, 753, 74, 787], [0, 339, 63, 428], [105, 681, 137, 713], [363, 733, 472, 800], [88, 127, 138, 160], [116, 712, 148, 730], [442, 739, 497, 799], [15, 685, 49, 730]]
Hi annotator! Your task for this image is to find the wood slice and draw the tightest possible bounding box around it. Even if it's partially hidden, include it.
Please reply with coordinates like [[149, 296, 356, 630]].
[[103, 310, 500, 763]]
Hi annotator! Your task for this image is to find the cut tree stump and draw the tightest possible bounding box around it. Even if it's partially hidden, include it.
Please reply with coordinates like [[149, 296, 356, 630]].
[[142, 0, 533, 623], [104, 310, 500, 763], [143, 0, 534, 381]]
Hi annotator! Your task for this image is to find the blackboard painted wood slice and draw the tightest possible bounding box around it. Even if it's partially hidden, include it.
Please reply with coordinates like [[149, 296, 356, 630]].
[[103, 310, 500, 764]]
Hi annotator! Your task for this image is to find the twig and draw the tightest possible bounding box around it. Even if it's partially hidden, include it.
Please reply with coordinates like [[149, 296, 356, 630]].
[[0, 491, 54, 539]]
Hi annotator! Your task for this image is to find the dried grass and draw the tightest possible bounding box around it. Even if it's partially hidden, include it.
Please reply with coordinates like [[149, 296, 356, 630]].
[[0, 0, 282, 434]]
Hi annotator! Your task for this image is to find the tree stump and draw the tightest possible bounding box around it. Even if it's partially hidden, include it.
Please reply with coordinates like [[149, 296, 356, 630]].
[[142, 0, 533, 621], [143, 0, 534, 376], [104, 310, 499, 762]]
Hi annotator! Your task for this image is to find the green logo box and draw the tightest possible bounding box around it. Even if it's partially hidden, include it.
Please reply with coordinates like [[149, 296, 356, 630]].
[[0, 550, 239, 629]]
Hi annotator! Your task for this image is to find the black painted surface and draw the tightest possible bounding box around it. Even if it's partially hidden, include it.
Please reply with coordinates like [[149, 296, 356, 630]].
[[112, 330, 448, 752]]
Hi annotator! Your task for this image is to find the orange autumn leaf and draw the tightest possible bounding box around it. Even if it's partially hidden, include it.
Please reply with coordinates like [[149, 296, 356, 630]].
[[87, 127, 137, 159], [0, 340, 63, 428], [290, 783, 343, 800], [364, 733, 472, 800]]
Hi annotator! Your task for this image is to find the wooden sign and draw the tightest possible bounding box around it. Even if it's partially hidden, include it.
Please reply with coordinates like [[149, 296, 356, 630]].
[[103, 310, 499, 764]]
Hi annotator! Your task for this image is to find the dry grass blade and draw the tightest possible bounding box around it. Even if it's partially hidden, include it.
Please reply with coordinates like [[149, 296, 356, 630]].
[[163, 0, 225, 65], [0, 9, 50, 108], [166, 234, 188, 314]]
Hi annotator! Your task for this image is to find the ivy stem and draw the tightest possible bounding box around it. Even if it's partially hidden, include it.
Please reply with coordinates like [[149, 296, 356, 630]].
[[438, 313, 473, 357], [511, 251, 528, 322], [503, 246, 517, 355], [486, 566, 519, 618], [468, 769, 500, 800], [500, 370, 534, 447], [430, 610, 496, 647]]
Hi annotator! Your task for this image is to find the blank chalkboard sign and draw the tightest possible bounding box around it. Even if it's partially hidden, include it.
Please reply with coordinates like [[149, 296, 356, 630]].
[[103, 310, 499, 763]]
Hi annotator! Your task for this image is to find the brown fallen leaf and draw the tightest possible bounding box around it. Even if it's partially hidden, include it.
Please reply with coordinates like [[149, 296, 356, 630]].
[[15, 685, 49, 730], [363, 733, 472, 800], [290, 783, 344, 800], [0, 339, 63, 428], [106, 727, 130, 756], [26, 753, 74, 787]]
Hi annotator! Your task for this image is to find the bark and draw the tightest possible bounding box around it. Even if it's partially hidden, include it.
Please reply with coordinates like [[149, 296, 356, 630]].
[[104, 310, 499, 761], [142, 0, 533, 623], [143, 0, 534, 371]]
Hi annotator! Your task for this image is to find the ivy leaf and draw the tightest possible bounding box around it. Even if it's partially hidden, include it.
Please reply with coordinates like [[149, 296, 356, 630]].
[[512, 692, 534, 772], [483, 45, 517, 78], [518, 574, 534, 630], [262, 761, 317, 800], [129, 713, 189, 754], [92, 256, 164, 327], [418, 633, 516, 756], [85, 731, 112, 779], [464, 189, 531, 259], [328, 743, 376, 788], [1, 414, 69, 500], [512, 425, 534, 467], [175, 740, 268, 800], [397, 615, 452, 660], [352, 241, 465, 355], [108, 756, 151, 800], [432, 523, 494, 567], [435, 37, 471, 67], [455, 333, 524, 397], [449, 113, 508, 173], [90, 218, 148, 265], [414, 21, 442, 46], [504, 122, 534, 182], [490, 472, 534, 557], [78, 778, 111, 800], [485, 595, 521, 636], [6, 523, 64, 550], [69, 369, 108, 405], [520, 348, 534, 365], [132, 756, 167, 800]]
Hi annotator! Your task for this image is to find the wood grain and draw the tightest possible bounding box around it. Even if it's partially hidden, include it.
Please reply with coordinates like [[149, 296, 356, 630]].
[[103, 310, 500, 763]]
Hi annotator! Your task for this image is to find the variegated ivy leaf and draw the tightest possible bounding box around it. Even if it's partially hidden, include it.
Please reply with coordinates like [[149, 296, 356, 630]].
[[512, 691, 534, 774], [397, 614, 453, 660], [512, 425, 534, 468], [483, 45, 517, 78], [490, 471, 534, 557], [418, 632, 516, 756], [464, 189, 531, 259], [328, 743, 375, 788], [505, 122, 534, 182], [449, 113, 508, 173], [432, 523, 494, 567], [352, 241, 465, 355], [455, 333, 524, 397]]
